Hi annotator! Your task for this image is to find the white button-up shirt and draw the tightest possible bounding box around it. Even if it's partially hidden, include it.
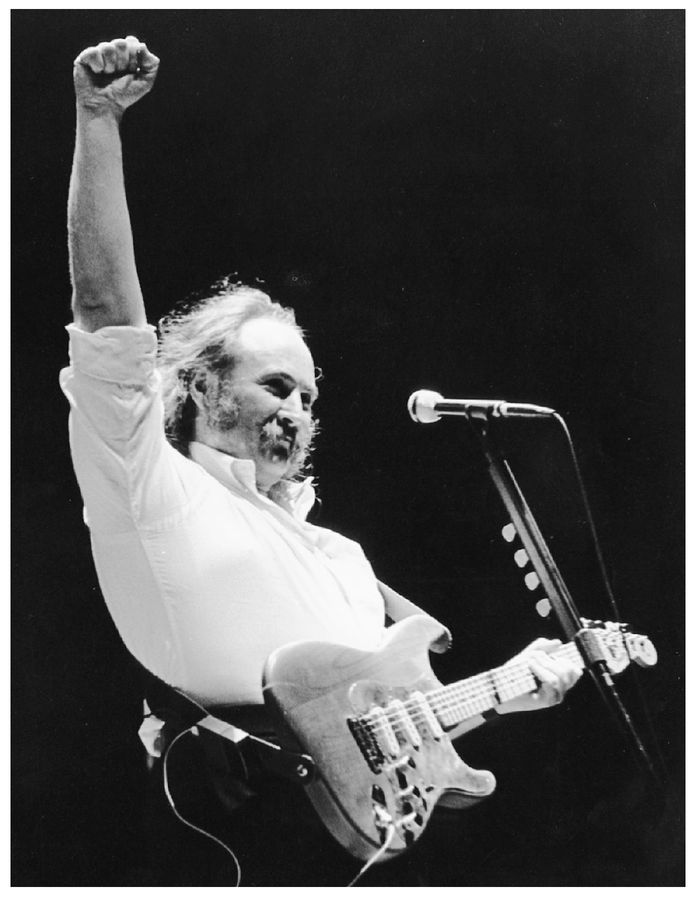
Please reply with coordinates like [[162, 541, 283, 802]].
[[60, 324, 386, 707]]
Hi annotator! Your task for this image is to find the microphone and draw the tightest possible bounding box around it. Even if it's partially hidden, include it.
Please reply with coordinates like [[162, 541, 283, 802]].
[[408, 389, 556, 423]]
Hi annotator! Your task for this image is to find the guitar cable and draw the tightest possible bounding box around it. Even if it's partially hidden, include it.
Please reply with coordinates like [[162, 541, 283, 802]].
[[162, 727, 243, 887], [346, 823, 397, 887], [163, 724, 396, 888]]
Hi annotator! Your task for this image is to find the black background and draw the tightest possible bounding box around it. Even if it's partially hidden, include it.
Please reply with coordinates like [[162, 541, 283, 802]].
[[12, 9, 684, 886]]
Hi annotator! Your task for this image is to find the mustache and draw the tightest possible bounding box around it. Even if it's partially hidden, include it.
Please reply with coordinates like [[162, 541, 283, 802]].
[[260, 417, 312, 462]]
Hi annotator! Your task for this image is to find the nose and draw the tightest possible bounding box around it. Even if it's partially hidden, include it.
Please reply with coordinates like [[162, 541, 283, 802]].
[[279, 388, 306, 419]]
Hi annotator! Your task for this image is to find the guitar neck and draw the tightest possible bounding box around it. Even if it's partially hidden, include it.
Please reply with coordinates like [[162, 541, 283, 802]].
[[430, 641, 583, 728]]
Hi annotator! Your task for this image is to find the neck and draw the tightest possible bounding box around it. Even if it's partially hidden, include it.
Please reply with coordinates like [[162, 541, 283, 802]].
[[430, 641, 583, 729]]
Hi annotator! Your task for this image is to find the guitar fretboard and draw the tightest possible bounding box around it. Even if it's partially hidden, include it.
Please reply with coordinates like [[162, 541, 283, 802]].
[[427, 642, 583, 727]]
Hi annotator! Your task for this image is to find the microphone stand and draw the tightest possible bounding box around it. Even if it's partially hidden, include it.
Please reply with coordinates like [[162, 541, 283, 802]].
[[463, 412, 662, 792]]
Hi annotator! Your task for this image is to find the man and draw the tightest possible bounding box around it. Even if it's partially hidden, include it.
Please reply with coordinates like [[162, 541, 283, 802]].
[[62, 36, 582, 885]]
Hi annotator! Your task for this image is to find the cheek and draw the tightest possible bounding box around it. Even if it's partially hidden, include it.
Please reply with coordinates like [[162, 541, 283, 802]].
[[207, 383, 277, 432], [205, 381, 242, 430]]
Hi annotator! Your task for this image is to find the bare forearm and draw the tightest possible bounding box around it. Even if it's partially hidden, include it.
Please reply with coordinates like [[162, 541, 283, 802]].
[[68, 37, 159, 332], [69, 109, 146, 330]]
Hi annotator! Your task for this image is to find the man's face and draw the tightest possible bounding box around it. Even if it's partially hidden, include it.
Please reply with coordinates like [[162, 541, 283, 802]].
[[197, 317, 318, 492]]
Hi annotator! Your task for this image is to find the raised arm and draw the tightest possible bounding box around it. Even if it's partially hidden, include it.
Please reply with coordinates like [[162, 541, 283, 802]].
[[69, 36, 159, 332]]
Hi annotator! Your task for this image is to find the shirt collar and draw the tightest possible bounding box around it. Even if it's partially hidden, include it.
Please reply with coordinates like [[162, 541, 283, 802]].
[[188, 441, 316, 522]]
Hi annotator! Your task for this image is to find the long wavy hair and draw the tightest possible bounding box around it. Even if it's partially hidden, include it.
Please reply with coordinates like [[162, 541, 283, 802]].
[[157, 278, 308, 466]]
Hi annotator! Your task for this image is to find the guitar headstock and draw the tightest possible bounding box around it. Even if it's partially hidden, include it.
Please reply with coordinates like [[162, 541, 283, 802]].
[[576, 620, 658, 675]]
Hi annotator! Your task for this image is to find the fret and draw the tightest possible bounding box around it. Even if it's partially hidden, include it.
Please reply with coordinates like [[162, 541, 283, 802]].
[[427, 640, 586, 728]]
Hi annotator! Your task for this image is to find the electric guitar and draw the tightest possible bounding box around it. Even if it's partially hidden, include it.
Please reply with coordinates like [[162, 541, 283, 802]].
[[262, 614, 656, 863]]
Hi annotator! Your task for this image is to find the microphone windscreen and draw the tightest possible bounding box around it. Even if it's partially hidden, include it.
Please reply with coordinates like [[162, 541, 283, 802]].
[[407, 389, 443, 424]]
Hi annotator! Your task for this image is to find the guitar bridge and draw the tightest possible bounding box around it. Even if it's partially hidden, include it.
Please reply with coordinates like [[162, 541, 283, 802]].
[[347, 716, 384, 774]]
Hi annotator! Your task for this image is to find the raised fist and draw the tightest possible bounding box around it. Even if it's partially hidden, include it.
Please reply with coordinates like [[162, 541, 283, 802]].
[[73, 35, 159, 114]]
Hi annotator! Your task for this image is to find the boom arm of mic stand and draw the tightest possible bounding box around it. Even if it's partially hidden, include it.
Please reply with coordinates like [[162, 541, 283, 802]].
[[464, 415, 662, 789]]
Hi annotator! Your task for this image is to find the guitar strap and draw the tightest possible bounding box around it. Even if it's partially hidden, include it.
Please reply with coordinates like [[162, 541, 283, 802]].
[[140, 665, 315, 796]]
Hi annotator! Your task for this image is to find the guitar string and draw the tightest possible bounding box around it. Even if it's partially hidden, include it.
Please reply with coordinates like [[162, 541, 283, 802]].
[[360, 642, 585, 737], [374, 630, 628, 733], [408, 644, 579, 721], [365, 668, 523, 738], [436, 642, 582, 713], [162, 727, 243, 887], [385, 645, 578, 725], [433, 642, 583, 709], [431, 642, 584, 712], [426, 642, 583, 720]]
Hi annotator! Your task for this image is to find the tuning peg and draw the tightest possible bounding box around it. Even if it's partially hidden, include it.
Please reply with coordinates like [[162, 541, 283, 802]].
[[580, 617, 604, 629], [535, 598, 552, 618], [501, 523, 516, 543], [524, 571, 540, 591], [514, 548, 529, 568], [626, 634, 658, 668]]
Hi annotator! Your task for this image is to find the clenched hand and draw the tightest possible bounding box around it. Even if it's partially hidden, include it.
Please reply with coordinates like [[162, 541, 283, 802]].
[[73, 35, 160, 115]]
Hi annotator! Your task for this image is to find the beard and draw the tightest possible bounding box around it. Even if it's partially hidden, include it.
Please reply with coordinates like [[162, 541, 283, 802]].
[[205, 383, 314, 480]]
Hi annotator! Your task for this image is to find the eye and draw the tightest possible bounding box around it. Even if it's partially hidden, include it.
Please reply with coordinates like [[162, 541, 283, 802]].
[[262, 377, 287, 398], [300, 392, 314, 411]]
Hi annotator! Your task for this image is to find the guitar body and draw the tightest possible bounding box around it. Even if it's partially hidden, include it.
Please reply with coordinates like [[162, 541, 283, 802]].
[[262, 615, 496, 862]]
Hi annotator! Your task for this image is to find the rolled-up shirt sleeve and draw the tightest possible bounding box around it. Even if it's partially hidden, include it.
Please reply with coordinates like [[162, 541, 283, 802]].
[[60, 324, 193, 533]]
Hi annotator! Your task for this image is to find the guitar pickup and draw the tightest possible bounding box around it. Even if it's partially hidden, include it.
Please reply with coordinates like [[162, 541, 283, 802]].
[[409, 691, 444, 741], [387, 699, 422, 749]]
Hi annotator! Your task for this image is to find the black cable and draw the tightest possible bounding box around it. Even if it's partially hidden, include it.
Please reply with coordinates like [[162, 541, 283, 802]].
[[162, 728, 243, 886], [552, 412, 621, 621], [551, 412, 670, 786]]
